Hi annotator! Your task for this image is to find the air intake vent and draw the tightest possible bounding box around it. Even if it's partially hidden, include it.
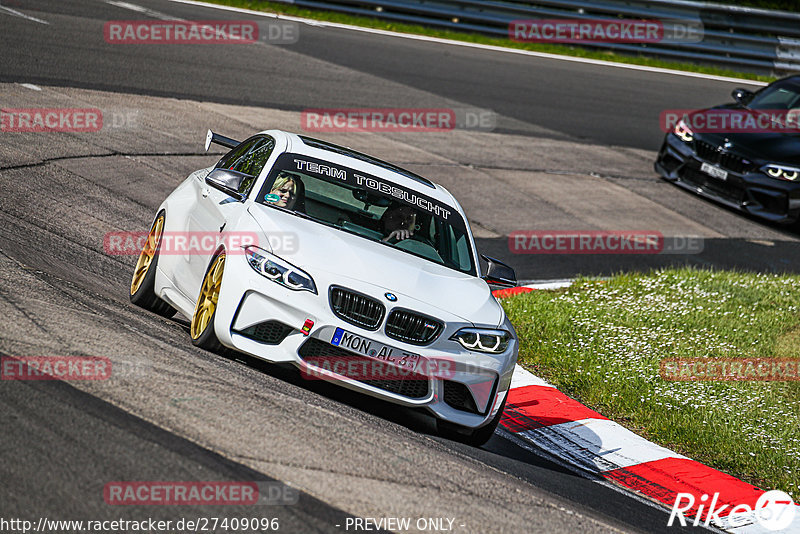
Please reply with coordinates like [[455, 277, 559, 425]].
[[443, 381, 480, 414], [235, 321, 293, 345]]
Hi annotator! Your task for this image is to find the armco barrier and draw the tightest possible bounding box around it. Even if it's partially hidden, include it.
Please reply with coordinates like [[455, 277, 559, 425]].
[[282, 0, 800, 76]]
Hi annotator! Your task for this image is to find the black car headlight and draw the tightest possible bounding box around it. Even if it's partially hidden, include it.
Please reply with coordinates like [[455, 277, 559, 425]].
[[244, 246, 317, 294], [761, 164, 800, 182], [673, 119, 694, 143], [450, 328, 511, 354]]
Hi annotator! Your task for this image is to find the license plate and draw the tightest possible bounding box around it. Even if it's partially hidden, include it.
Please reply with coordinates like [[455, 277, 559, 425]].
[[701, 162, 728, 181], [331, 328, 420, 371]]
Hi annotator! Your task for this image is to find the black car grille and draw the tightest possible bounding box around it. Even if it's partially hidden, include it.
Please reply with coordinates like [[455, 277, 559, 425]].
[[235, 321, 293, 345], [694, 140, 750, 174], [385, 309, 443, 346], [443, 381, 480, 414], [298, 338, 429, 399], [329, 287, 385, 330], [680, 167, 745, 204]]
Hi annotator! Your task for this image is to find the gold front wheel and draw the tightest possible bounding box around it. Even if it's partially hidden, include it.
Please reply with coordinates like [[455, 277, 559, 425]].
[[190, 253, 225, 340]]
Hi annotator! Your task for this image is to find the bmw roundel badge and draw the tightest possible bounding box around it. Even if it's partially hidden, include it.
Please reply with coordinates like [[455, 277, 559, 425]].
[[385, 292, 397, 302]]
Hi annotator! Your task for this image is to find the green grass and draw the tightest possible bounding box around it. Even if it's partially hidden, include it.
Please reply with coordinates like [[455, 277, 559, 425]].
[[201, 0, 776, 83], [501, 268, 800, 498]]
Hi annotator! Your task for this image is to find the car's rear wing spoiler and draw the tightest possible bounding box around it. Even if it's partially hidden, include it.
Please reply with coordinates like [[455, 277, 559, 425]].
[[204, 129, 240, 151]]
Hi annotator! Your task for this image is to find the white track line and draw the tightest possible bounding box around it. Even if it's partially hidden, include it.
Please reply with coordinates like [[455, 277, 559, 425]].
[[166, 0, 767, 86], [0, 4, 49, 24], [105, 1, 265, 44], [107, 0, 185, 21]]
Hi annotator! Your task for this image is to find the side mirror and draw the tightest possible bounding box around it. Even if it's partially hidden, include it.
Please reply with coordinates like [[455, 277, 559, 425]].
[[480, 254, 517, 288], [205, 168, 252, 201], [731, 88, 754, 105]]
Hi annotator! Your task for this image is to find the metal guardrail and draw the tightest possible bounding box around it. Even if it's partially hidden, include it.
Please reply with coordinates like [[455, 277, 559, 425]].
[[286, 0, 800, 76]]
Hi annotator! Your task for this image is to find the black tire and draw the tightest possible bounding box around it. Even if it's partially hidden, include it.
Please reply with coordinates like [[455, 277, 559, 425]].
[[129, 211, 175, 318], [189, 251, 225, 352], [437, 393, 508, 447]]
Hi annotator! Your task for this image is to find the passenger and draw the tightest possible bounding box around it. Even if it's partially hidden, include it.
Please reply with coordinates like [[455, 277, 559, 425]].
[[267, 172, 304, 211]]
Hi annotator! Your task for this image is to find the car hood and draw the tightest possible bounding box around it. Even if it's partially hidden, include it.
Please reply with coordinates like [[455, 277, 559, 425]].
[[692, 105, 800, 165], [245, 204, 503, 326]]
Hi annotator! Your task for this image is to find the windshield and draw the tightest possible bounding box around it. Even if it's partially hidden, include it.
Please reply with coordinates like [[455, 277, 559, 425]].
[[256, 153, 476, 275], [748, 79, 800, 111]]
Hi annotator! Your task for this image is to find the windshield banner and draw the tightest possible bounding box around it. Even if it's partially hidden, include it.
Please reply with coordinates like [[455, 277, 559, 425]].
[[262, 153, 463, 231]]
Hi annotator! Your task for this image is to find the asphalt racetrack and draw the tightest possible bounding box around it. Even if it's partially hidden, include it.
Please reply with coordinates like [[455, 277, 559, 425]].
[[1, 1, 796, 533]]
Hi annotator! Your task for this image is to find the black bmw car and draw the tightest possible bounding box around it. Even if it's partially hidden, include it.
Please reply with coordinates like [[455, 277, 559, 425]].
[[655, 76, 800, 225]]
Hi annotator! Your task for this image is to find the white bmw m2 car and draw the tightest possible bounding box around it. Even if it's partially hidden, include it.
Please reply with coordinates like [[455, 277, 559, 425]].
[[130, 129, 518, 445]]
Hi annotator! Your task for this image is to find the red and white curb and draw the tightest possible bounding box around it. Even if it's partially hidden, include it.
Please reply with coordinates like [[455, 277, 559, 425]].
[[493, 279, 574, 297], [494, 282, 799, 533]]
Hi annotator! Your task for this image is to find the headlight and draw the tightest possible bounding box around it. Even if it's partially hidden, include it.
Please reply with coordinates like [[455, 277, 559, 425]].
[[244, 246, 317, 294], [761, 164, 800, 182], [673, 119, 694, 142], [450, 328, 511, 354]]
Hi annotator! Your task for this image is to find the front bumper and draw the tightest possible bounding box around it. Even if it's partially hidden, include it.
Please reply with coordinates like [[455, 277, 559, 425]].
[[655, 133, 800, 224], [211, 251, 518, 429]]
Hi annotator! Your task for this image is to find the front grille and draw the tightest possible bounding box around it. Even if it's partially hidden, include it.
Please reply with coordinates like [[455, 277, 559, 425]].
[[235, 320, 292, 345], [329, 287, 385, 330], [680, 167, 745, 204], [298, 338, 429, 399], [385, 309, 443, 346], [694, 141, 749, 174], [443, 381, 480, 414]]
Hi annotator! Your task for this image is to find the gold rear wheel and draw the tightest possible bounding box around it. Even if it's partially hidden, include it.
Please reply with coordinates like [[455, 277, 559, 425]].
[[190, 253, 225, 340], [131, 215, 164, 296], [129, 212, 175, 318]]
